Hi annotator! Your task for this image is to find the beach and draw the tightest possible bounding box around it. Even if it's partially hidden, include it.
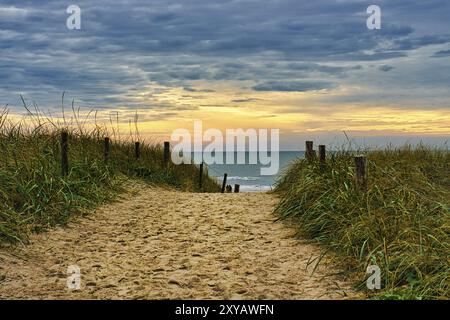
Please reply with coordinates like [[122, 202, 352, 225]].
[[0, 182, 354, 299]]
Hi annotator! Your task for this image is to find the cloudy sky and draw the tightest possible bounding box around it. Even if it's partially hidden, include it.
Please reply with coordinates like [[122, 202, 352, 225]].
[[0, 0, 449, 149]]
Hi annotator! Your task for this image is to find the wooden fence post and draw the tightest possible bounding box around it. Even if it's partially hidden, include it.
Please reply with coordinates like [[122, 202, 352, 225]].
[[163, 141, 170, 167], [355, 156, 367, 190], [61, 131, 69, 176], [104, 137, 110, 162], [234, 184, 240, 193], [319, 145, 326, 164], [306, 141, 315, 162], [135, 142, 140, 159], [199, 162, 204, 190], [221, 173, 228, 193]]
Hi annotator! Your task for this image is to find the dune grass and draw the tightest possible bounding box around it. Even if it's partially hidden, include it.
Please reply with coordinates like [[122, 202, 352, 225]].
[[274, 145, 449, 299], [0, 105, 220, 244]]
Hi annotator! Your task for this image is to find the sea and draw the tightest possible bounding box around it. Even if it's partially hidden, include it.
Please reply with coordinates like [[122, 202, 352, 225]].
[[193, 151, 305, 192]]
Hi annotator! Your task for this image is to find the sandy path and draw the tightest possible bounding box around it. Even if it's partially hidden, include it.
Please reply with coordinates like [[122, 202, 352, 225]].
[[0, 183, 354, 299]]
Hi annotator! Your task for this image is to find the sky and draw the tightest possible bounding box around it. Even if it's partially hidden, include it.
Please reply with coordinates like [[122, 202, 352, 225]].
[[0, 0, 449, 149]]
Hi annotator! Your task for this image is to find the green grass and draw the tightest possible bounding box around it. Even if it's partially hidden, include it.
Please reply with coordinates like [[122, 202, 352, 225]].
[[0, 105, 220, 244], [274, 145, 449, 299]]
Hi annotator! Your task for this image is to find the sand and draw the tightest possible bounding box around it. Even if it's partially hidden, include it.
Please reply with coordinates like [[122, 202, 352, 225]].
[[0, 182, 355, 299]]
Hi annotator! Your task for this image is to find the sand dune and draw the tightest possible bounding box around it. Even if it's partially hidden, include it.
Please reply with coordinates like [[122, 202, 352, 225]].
[[0, 182, 355, 299]]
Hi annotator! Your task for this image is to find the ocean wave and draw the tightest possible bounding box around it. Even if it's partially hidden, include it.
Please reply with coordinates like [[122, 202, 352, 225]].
[[239, 185, 272, 192], [217, 176, 260, 181]]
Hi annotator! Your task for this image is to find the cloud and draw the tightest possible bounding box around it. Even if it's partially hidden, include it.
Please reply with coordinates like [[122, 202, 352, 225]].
[[252, 81, 335, 92], [379, 65, 395, 72], [0, 6, 29, 19], [0, 0, 449, 112], [183, 86, 215, 93], [432, 49, 450, 58], [231, 98, 263, 103]]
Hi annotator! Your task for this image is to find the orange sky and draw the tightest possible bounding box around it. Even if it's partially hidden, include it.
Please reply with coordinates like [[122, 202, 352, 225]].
[[108, 81, 450, 144], [10, 81, 450, 150]]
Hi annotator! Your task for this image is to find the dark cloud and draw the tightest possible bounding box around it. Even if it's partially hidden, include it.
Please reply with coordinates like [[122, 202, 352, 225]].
[[231, 98, 263, 103], [379, 65, 395, 72], [183, 86, 215, 93], [432, 49, 450, 58], [252, 81, 335, 92], [0, 0, 449, 110], [392, 35, 450, 51]]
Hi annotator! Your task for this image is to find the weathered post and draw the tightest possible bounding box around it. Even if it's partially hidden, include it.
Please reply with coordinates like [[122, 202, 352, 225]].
[[61, 131, 69, 176], [199, 162, 204, 190], [319, 145, 326, 164], [305, 141, 315, 162], [221, 173, 228, 193], [104, 137, 110, 162], [234, 184, 240, 193], [355, 156, 367, 190], [135, 142, 140, 159], [163, 141, 170, 167]]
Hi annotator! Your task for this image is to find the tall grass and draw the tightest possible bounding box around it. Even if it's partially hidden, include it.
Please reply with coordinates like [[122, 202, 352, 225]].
[[0, 104, 220, 244], [274, 145, 449, 299]]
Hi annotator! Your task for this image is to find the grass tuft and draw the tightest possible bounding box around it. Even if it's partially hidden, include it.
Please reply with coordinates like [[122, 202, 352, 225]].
[[0, 104, 220, 244], [274, 145, 449, 299]]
